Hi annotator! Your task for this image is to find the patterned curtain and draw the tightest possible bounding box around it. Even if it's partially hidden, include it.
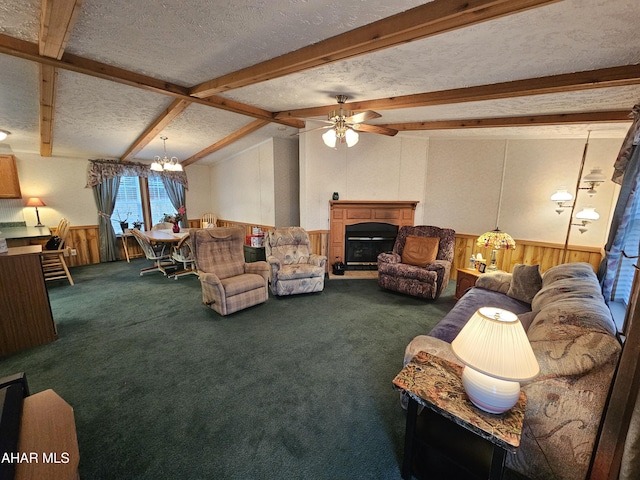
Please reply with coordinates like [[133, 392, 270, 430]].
[[85, 159, 188, 189], [601, 104, 640, 301], [162, 177, 187, 228], [86, 159, 189, 261], [93, 176, 120, 262]]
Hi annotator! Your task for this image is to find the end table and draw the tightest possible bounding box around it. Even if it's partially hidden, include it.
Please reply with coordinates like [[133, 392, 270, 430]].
[[393, 351, 526, 480]]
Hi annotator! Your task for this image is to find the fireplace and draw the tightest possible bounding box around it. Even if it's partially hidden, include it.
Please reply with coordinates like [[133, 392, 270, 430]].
[[345, 222, 398, 270]]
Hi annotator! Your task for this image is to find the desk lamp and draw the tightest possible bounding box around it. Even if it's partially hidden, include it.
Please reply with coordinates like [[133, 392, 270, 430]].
[[26, 197, 46, 227], [451, 307, 539, 414]]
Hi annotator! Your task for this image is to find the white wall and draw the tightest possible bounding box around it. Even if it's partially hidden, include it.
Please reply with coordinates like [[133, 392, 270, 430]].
[[300, 130, 623, 247], [210, 139, 276, 226]]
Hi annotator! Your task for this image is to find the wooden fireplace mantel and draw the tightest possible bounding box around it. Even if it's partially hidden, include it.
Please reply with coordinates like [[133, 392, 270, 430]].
[[329, 200, 418, 265]]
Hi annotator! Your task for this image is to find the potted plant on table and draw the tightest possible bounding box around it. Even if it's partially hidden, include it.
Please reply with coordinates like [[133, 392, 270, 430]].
[[162, 206, 186, 233]]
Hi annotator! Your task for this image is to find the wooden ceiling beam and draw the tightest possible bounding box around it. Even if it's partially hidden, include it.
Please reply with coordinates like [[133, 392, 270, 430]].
[[39, 0, 83, 59], [181, 120, 270, 167], [38, 64, 56, 157], [38, 0, 83, 157], [190, 0, 562, 98], [120, 99, 192, 161], [0, 33, 304, 129], [276, 64, 640, 119], [380, 110, 633, 131]]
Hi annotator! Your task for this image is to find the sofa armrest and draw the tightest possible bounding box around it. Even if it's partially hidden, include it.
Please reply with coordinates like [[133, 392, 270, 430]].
[[475, 271, 512, 294], [378, 252, 400, 264]]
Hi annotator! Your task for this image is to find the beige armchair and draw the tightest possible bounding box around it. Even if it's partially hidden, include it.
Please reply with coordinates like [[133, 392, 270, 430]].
[[265, 227, 327, 296], [191, 227, 269, 315]]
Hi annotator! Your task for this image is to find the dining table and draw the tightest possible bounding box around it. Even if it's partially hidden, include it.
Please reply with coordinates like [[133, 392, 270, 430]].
[[142, 228, 190, 243]]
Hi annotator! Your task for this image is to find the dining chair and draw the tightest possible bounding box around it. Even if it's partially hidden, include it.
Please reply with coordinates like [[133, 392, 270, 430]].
[[40, 218, 74, 286], [169, 234, 197, 279], [152, 222, 174, 230], [200, 213, 217, 228], [130, 228, 173, 275]]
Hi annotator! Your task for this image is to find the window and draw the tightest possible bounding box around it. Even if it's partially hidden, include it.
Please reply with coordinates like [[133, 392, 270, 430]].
[[148, 176, 175, 225], [112, 176, 175, 231], [112, 176, 143, 232]]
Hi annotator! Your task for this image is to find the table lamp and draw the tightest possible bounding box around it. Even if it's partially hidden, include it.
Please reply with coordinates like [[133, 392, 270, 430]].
[[451, 307, 539, 414], [26, 197, 46, 227], [476, 228, 516, 271]]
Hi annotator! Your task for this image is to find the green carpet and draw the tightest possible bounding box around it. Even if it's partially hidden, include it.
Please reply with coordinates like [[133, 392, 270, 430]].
[[0, 260, 456, 479]]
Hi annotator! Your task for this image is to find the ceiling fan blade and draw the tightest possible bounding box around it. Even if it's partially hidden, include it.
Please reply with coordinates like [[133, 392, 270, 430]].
[[346, 110, 381, 124], [355, 124, 398, 136], [292, 125, 332, 136]]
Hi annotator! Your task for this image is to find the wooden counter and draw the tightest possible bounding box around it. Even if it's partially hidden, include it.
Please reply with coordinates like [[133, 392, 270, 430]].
[[0, 245, 57, 357]]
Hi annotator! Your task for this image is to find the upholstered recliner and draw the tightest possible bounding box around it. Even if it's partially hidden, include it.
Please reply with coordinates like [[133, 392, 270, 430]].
[[377, 225, 455, 300], [265, 227, 327, 296], [192, 226, 269, 315]]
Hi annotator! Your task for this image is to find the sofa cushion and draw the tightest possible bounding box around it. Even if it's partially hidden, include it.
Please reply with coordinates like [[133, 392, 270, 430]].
[[507, 264, 542, 304], [427, 287, 532, 343], [541, 262, 596, 287], [475, 271, 512, 294], [531, 277, 605, 313], [401, 235, 439, 267]]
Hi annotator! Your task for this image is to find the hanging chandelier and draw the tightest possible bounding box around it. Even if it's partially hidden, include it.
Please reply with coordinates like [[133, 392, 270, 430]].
[[150, 136, 183, 172]]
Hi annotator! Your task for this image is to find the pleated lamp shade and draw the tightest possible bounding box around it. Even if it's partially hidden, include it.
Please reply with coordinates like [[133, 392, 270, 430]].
[[451, 307, 539, 413]]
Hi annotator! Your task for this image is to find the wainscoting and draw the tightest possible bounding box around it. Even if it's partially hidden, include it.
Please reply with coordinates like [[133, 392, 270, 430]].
[[58, 221, 603, 278]]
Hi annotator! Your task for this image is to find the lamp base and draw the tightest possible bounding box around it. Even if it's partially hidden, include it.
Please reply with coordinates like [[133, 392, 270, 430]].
[[461, 366, 520, 414]]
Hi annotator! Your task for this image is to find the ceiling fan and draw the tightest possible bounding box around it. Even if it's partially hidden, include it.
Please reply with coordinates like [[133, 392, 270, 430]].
[[299, 95, 398, 148]]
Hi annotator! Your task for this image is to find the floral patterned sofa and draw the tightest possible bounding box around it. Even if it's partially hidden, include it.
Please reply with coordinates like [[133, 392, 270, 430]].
[[265, 227, 327, 296], [403, 262, 622, 480], [377, 225, 456, 300]]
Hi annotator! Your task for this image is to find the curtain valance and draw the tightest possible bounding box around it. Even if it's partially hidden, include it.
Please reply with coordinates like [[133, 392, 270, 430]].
[[85, 159, 188, 189]]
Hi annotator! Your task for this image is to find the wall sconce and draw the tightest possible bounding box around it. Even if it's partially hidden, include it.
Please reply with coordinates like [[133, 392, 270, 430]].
[[573, 206, 600, 234], [550, 188, 574, 214]]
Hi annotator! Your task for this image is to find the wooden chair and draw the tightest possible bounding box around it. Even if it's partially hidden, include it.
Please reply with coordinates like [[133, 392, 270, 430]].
[[200, 213, 217, 228], [129, 229, 173, 275], [41, 218, 74, 286], [168, 235, 197, 279]]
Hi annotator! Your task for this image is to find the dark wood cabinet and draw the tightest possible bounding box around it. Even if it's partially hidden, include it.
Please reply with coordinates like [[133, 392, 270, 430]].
[[0, 246, 57, 357]]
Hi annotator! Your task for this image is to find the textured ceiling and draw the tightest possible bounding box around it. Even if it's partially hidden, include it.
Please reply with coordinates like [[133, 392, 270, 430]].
[[0, 0, 639, 165]]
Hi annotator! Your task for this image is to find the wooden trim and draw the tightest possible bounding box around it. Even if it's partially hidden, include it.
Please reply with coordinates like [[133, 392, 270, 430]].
[[39, 0, 82, 60], [191, 0, 562, 97]]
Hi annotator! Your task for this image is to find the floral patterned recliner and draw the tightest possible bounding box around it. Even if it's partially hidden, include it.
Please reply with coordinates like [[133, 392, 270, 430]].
[[377, 225, 456, 300], [265, 227, 327, 296]]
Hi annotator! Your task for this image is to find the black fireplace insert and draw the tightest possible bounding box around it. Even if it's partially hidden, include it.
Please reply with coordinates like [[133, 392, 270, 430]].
[[345, 222, 398, 270]]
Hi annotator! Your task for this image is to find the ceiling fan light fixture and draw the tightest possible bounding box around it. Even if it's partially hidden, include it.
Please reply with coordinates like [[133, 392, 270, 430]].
[[322, 128, 337, 148], [345, 128, 359, 147], [0, 130, 10, 142]]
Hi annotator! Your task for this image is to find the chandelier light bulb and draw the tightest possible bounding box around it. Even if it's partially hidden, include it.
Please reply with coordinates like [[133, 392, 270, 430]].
[[345, 128, 359, 147], [322, 128, 337, 148]]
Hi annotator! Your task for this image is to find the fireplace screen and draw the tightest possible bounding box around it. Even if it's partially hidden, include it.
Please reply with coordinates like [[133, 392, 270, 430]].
[[345, 222, 398, 270]]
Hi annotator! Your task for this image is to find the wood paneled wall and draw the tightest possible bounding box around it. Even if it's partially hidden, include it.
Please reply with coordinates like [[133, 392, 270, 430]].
[[59, 222, 603, 276]]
